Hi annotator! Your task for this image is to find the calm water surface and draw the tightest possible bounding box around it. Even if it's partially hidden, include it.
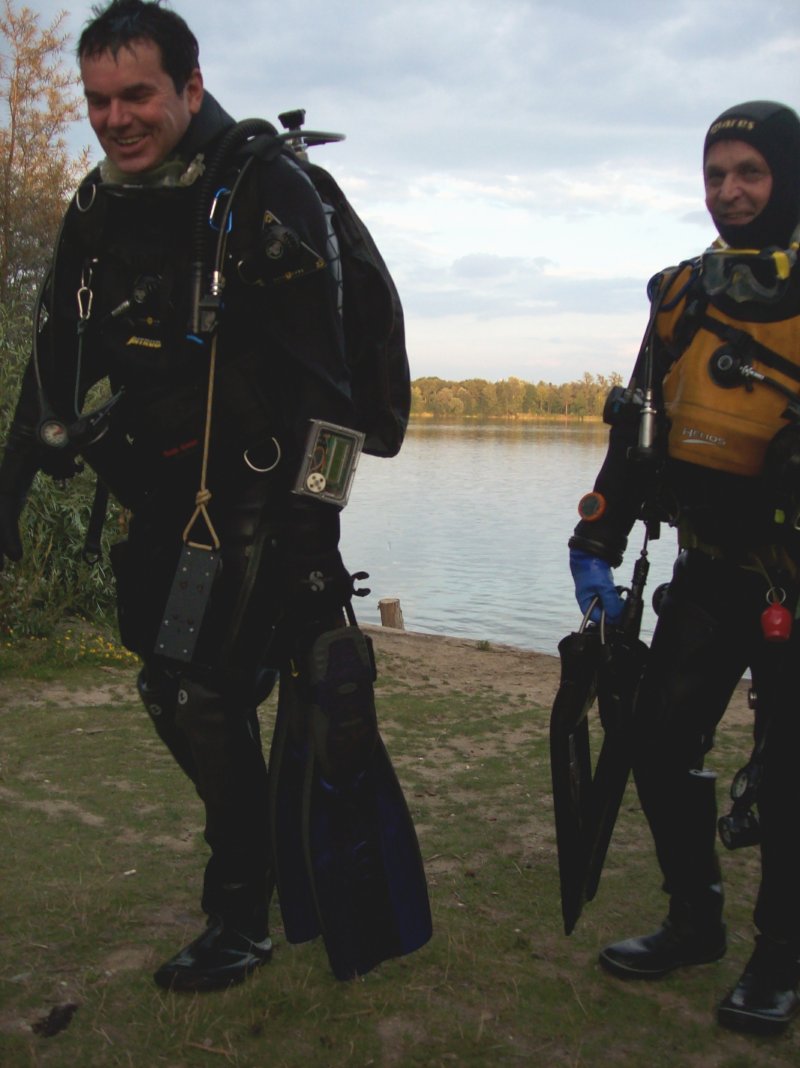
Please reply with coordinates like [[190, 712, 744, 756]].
[[339, 421, 679, 656]]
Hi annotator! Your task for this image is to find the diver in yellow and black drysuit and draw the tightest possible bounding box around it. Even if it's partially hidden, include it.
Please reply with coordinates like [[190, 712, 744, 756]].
[[569, 101, 800, 1035]]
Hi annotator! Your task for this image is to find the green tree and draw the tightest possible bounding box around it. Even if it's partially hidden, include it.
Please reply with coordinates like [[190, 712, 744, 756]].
[[536, 381, 557, 415], [432, 385, 465, 416], [410, 376, 447, 414], [407, 373, 626, 419], [496, 376, 525, 416], [557, 381, 575, 416], [460, 378, 488, 416], [522, 380, 539, 414], [572, 371, 594, 417], [477, 380, 497, 416], [410, 383, 425, 413]]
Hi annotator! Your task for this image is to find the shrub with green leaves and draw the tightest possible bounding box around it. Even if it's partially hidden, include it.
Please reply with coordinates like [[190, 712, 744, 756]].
[[1, 302, 120, 638]]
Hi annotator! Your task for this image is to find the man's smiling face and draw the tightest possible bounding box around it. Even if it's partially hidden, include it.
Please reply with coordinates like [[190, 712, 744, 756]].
[[81, 37, 203, 174], [704, 140, 773, 234]]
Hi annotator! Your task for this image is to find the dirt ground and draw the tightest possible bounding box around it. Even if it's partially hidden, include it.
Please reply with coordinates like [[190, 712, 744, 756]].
[[367, 624, 564, 703], [0, 625, 782, 1066], [0, 622, 752, 722], [361, 623, 752, 723]]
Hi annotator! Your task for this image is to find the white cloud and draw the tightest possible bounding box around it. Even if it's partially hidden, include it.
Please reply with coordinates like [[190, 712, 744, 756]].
[[24, 0, 800, 382]]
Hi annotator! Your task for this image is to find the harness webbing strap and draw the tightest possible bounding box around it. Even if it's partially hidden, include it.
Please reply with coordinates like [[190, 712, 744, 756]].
[[700, 314, 800, 385]]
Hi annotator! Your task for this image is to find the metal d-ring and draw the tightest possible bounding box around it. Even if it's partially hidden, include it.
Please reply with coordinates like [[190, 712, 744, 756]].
[[765, 585, 787, 606], [244, 437, 281, 473], [75, 183, 98, 213]]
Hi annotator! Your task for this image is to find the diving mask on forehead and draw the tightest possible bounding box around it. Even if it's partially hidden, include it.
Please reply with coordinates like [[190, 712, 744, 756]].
[[701, 236, 799, 303]]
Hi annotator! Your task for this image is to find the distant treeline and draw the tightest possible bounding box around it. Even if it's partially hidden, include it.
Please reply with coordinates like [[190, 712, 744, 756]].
[[411, 372, 625, 419]]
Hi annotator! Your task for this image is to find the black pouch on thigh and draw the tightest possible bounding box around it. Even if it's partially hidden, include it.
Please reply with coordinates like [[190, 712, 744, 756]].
[[110, 534, 181, 656], [158, 508, 284, 680], [154, 544, 223, 663], [633, 575, 748, 770]]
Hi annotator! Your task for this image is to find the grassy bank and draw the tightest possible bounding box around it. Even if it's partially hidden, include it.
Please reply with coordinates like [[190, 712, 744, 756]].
[[0, 627, 795, 1067]]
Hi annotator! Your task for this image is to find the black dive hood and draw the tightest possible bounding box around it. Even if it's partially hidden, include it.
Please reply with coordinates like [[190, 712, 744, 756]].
[[173, 90, 236, 161]]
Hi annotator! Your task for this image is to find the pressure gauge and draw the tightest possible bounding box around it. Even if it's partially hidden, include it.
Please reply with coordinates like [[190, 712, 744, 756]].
[[38, 419, 70, 449]]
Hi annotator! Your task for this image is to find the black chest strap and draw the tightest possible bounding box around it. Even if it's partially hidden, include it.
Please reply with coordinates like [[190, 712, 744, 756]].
[[700, 314, 800, 385]]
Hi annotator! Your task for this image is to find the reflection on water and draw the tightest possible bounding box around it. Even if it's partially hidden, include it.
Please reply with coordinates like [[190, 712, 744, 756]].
[[340, 421, 679, 656]]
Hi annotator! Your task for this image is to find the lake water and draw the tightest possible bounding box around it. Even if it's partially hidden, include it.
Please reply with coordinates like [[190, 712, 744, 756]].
[[339, 421, 680, 657]]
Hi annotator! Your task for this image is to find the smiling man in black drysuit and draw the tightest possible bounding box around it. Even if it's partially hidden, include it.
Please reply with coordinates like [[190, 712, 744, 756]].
[[0, 0, 429, 991], [569, 101, 800, 1034]]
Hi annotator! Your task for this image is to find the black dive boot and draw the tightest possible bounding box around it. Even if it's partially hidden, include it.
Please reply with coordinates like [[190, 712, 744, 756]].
[[605, 738, 728, 979], [153, 677, 275, 992], [154, 877, 272, 992], [718, 935, 800, 1035], [600, 889, 727, 979], [153, 920, 273, 992]]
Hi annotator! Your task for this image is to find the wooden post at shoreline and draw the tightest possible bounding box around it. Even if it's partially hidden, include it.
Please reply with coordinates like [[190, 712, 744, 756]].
[[378, 597, 405, 630]]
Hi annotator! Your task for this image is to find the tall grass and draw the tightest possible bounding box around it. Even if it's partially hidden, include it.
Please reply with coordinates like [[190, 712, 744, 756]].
[[0, 302, 120, 636]]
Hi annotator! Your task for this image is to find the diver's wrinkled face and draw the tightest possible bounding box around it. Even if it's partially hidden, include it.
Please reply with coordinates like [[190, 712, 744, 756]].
[[81, 38, 203, 174], [704, 140, 773, 234]]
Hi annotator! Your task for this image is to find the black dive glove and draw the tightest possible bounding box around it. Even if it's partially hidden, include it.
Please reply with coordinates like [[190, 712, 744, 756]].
[[0, 493, 24, 570], [0, 439, 38, 571]]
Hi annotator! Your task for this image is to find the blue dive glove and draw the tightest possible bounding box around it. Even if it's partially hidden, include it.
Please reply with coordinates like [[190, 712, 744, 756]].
[[569, 548, 625, 625]]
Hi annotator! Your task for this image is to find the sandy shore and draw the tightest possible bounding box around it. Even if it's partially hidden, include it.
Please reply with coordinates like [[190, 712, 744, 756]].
[[0, 622, 752, 727], [363, 622, 752, 723]]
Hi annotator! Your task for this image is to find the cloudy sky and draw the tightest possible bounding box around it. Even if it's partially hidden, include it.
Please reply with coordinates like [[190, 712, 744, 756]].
[[26, 0, 800, 383]]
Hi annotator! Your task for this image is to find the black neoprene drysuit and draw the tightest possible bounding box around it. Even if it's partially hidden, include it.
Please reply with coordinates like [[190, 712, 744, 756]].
[[0, 93, 360, 938]]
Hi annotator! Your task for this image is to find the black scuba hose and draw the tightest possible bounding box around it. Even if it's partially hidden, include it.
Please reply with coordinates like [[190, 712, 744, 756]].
[[190, 118, 277, 334]]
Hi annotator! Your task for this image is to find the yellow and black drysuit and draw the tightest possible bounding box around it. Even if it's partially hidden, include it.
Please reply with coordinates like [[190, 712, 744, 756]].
[[571, 244, 800, 951], [569, 99, 800, 990]]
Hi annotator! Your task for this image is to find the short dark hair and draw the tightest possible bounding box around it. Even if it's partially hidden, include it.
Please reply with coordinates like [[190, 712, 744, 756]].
[[77, 0, 200, 93]]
